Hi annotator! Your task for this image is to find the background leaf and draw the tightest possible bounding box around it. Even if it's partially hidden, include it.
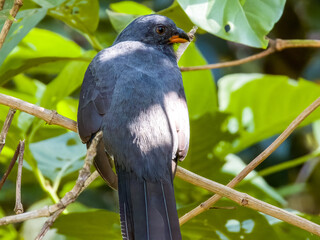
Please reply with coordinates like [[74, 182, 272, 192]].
[[0, 8, 47, 66], [177, 0, 286, 48]]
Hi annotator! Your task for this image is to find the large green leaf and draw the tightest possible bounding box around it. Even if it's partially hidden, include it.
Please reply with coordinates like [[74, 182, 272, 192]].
[[180, 199, 280, 240], [29, 132, 86, 182], [179, 42, 217, 118], [0, 28, 84, 85], [218, 74, 320, 153], [48, 0, 99, 35], [53, 210, 121, 240], [158, 0, 194, 32], [0, 8, 47, 66], [177, 0, 286, 48], [39, 50, 96, 109], [107, 1, 153, 33]]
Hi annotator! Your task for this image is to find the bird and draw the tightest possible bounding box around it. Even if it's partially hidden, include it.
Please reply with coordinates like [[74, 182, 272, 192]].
[[77, 14, 190, 240]]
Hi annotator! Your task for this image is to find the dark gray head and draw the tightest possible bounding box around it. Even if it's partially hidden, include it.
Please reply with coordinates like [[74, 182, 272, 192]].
[[114, 14, 189, 46]]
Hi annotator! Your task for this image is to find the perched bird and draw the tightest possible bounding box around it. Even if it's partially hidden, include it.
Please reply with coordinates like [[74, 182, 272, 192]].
[[77, 14, 190, 240]]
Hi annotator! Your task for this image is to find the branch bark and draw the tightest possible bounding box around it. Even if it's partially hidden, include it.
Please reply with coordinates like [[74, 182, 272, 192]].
[[0, 0, 23, 49], [176, 166, 320, 236], [0, 132, 101, 231], [0, 141, 20, 190], [180, 39, 320, 72], [0, 93, 77, 132], [14, 140, 24, 214], [179, 96, 320, 225], [0, 108, 16, 154]]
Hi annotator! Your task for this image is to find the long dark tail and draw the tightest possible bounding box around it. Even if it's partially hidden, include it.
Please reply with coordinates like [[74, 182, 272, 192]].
[[117, 169, 182, 240]]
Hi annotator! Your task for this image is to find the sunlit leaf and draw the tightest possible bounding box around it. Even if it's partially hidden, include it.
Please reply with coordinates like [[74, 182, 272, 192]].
[[0, 8, 47, 67], [29, 132, 86, 181], [177, 0, 286, 48], [179, 42, 217, 118], [218, 74, 320, 153], [53, 210, 121, 240], [48, 0, 99, 34]]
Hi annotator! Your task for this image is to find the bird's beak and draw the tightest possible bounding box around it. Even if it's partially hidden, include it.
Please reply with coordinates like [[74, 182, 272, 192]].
[[169, 28, 190, 43]]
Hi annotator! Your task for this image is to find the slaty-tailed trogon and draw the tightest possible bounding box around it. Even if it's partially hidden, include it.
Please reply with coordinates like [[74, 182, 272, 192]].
[[77, 14, 190, 240]]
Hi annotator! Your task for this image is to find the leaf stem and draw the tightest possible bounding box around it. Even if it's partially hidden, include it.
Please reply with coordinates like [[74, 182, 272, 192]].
[[258, 148, 320, 177], [85, 34, 103, 52]]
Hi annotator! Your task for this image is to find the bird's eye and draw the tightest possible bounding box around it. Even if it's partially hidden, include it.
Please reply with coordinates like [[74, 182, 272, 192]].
[[155, 25, 166, 35]]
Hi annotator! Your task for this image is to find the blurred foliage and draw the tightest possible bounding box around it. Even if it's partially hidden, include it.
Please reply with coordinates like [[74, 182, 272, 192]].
[[0, 0, 320, 239]]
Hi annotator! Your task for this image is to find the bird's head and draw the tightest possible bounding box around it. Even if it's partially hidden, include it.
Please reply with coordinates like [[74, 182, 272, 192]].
[[114, 14, 190, 46]]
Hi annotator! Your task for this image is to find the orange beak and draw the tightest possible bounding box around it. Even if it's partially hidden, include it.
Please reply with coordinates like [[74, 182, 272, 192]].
[[169, 35, 189, 44]]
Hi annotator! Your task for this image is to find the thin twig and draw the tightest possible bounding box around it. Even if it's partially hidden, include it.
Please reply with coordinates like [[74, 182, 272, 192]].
[[0, 108, 16, 154], [34, 132, 102, 239], [0, 0, 23, 49], [35, 208, 64, 240], [179, 96, 320, 225], [180, 39, 320, 72], [0, 141, 20, 190], [0, 0, 5, 11], [14, 140, 24, 214], [176, 26, 198, 62], [176, 166, 320, 237]]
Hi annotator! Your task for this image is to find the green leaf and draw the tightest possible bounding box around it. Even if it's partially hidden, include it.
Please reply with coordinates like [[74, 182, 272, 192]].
[[53, 210, 121, 240], [179, 42, 217, 118], [56, 97, 79, 121], [39, 50, 96, 109], [0, 8, 47, 66], [32, 0, 67, 8], [29, 132, 86, 182], [0, 28, 85, 85], [107, 2, 153, 33], [177, 0, 286, 48], [218, 74, 320, 153], [158, 0, 194, 31], [180, 199, 280, 240], [48, 0, 99, 35], [0, 208, 19, 240], [107, 10, 137, 33], [110, 1, 153, 15]]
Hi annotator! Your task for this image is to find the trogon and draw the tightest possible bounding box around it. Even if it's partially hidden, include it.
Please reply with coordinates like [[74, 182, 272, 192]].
[[77, 14, 190, 240]]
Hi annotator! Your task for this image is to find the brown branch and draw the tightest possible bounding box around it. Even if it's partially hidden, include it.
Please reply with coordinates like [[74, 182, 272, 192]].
[[0, 132, 101, 226], [179, 96, 320, 225], [0, 108, 16, 154], [35, 208, 64, 240], [180, 39, 320, 72], [176, 26, 198, 62], [0, 0, 5, 11], [1, 94, 320, 236], [176, 166, 320, 237], [0, 0, 23, 49], [0, 141, 20, 190], [0, 93, 77, 132], [14, 140, 24, 214]]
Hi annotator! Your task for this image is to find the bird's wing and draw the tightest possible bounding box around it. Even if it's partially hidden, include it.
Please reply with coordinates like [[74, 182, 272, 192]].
[[77, 49, 118, 189]]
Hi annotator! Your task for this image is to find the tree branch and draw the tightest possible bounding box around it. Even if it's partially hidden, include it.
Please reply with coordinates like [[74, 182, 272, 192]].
[[0, 141, 20, 190], [0, 93, 77, 132], [1, 94, 320, 236], [176, 166, 320, 236], [179, 96, 320, 225], [14, 140, 24, 214], [0, 132, 101, 228], [0, 108, 16, 154], [0, 0, 23, 49], [180, 39, 320, 72]]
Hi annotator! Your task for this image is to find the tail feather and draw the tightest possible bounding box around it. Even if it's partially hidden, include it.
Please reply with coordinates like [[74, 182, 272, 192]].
[[117, 169, 181, 240]]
